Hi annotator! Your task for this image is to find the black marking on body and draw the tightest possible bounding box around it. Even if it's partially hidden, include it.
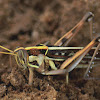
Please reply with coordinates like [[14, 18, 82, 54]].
[[62, 38, 67, 44], [95, 36, 100, 42], [85, 14, 93, 22], [72, 27, 76, 33], [47, 50, 72, 59], [40, 49, 47, 54]]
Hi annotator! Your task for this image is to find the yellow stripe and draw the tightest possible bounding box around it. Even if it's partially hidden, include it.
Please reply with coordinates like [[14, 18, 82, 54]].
[[14, 47, 25, 52], [25, 46, 48, 50]]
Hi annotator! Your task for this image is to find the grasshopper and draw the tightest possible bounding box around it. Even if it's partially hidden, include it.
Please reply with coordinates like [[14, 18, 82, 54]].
[[0, 12, 100, 85]]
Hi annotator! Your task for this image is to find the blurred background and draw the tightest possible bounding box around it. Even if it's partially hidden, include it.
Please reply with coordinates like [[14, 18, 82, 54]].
[[0, 0, 100, 49]]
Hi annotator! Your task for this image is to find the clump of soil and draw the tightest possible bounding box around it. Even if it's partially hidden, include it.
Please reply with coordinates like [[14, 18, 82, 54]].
[[0, 0, 100, 100]]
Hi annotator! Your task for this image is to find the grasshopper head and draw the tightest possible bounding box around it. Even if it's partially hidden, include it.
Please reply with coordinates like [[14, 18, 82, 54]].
[[14, 47, 29, 69]]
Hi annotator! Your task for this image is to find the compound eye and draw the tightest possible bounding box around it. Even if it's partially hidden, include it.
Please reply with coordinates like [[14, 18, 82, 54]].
[[15, 48, 29, 69]]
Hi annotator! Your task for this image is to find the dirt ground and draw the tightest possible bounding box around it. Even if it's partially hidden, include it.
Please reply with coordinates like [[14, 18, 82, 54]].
[[0, 0, 100, 100]]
